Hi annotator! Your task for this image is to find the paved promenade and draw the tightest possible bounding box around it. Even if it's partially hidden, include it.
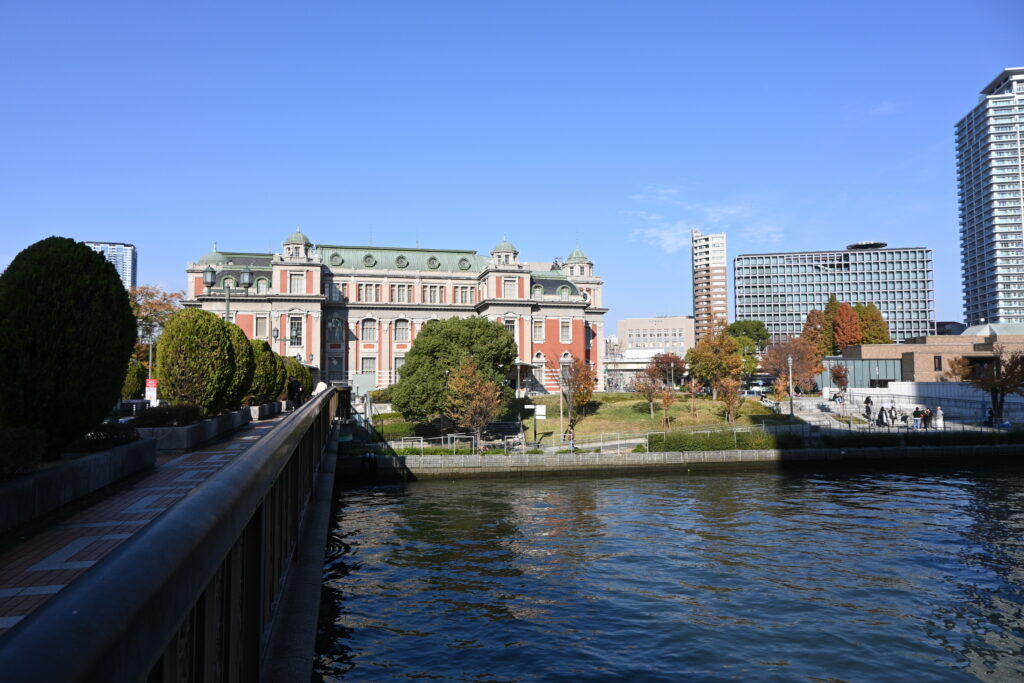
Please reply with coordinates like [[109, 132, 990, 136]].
[[0, 415, 285, 637]]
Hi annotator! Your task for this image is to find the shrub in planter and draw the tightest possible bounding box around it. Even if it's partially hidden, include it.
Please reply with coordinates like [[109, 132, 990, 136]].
[[133, 404, 202, 428], [0, 426, 46, 476], [223, 321, 255, 409], [122, 361, 147, 400], [156, 309, 235, 416], [249, 340, 278, 404], [0, 237, 136, 457], [273, 353, 288, 400], [66, 423, 139, 453], [283, 356, 308, 397]]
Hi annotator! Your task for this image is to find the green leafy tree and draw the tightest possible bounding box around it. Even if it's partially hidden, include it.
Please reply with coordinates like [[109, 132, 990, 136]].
[[249, 339, 280, 403], [684, 328, 744, 399], [833, 302, 863, 350], [122, 361, 147, 400], [726, 320, 770, 351], [157, 308, 235, 416], [801, 309, 833, 357], [224, 321, 255, 408], [392, 317, 517, 424], [0, 237, 136, 457], [733, 335, 760, 377], [273, 353, 288, 400], [446, 356, 504, 445], [857, 303, 892, 344], [283, 356, 312, 400]]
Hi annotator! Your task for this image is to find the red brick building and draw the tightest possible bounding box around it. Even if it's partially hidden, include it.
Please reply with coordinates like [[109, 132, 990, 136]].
[[185, 233, 607, 392]]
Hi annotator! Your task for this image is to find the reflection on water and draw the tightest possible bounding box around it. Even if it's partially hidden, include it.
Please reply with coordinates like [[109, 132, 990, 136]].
[[315, 468, 1024, 681]]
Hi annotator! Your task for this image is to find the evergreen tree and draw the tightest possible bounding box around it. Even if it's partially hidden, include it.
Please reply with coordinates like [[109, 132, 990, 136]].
[[859, 303, 892, 344], [833, 302, 863, 350], [726, 320, 770, 351]]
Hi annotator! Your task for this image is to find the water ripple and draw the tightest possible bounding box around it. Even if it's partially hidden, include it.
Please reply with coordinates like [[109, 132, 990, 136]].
[[316, 468, 1024, 681]]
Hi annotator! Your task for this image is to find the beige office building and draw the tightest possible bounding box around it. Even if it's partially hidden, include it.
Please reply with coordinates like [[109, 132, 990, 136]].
[[616, 316, 695, 354], [691, 229, 728, 341]]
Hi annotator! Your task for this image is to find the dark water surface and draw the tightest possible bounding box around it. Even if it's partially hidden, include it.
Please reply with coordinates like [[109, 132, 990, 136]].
[[315, 467, 1024, 681]]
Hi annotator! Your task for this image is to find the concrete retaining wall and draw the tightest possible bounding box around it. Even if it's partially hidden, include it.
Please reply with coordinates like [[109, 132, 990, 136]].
[[338, 443, 1024, 480], [249, 402, 282, 421], [137, 409, 251, 452], [0, 438, 156, 536]]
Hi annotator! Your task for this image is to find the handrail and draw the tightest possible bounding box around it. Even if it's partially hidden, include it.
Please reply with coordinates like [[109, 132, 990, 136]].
[[0, 388, 339, 682]]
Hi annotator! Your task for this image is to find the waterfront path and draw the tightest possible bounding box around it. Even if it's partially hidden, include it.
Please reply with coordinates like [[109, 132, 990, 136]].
[[0, 415, 286, 637]]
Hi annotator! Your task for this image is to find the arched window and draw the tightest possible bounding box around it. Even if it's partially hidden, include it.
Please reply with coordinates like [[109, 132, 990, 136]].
[[327, 318, 344, 343], [223, 277, 236, 289], [532, 285, 543, 299], [559, 286, 570, 300], [255, 278, 270, 294], [394, 319, 410, 342], [361, 319, 378, 342]]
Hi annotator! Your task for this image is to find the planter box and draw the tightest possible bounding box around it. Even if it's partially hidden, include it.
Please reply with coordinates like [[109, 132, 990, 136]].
[[249, 402, 282, 421], [0, 438, 156, 537], [137, 409, 252, 452]]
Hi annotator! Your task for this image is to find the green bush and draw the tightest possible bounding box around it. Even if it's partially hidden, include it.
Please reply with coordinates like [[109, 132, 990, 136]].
[[156, 309, 235, 416], [249, 340, 279, 404], [371, 387, 393, 403], [66, 423, 139, 453], [0, 427, 45, 476], [122, 361, 147, 400], [650, 429, 798, 452], [223, 322, 255, 409], [377, 420, 415, 440], [133, 404, 202, 428], [273, 353, 288, 400], [0, 237, 136, 457]]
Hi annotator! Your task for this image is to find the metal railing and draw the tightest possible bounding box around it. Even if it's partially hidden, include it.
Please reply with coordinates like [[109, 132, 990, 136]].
[[0, 388, 341, 682]]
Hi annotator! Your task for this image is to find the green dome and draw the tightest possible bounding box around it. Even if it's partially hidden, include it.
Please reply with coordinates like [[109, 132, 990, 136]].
[[567, 246, 589, 262], [198, 243, 225, 265], [284, 230, 311, 245], [492, 239, 517, 253]]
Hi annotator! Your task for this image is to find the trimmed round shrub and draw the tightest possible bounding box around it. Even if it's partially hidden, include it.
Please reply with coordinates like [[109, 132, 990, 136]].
[[273, 353, 288, 401], [283, 356, 305, 397], [122, 361, 147, 400], [0, 237, 135, 457], [223, 321, 254, 409], [249, 339, 279, 404], [156, 308, 235, 415]]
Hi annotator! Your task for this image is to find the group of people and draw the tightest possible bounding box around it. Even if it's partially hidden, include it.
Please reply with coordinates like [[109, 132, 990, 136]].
[[862, 396, 944, 429]]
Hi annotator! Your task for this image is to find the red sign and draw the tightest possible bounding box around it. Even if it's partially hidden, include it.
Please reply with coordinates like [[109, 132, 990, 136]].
[[146, 379, 158, 388]]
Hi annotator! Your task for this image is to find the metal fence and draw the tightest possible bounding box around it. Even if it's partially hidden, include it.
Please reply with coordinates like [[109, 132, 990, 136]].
[[0, 388, 341, 682]]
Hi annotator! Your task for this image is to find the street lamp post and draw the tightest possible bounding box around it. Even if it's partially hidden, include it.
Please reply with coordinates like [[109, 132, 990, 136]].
[[787, 354, 795, 422]]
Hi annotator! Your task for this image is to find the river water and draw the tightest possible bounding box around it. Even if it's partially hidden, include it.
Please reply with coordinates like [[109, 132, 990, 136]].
[[315, 467, 1024, 681]]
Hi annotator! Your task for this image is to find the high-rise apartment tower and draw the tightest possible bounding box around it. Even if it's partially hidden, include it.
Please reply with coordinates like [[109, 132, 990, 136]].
[[957, 67, 1024, 325], [86, 241, 137, 289], [690, 229, 727, 341]]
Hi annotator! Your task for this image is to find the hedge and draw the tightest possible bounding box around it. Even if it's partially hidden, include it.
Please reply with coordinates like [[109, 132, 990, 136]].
[[249, 339, 279, 404], [156, 308, 235, 415], [223, 321, 254, 409], [122, 361, 147, 400], [0, 237, 136, 458]]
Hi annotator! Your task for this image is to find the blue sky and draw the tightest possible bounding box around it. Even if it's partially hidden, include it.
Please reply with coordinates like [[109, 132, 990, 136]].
[[2, 1, 1021, 327]]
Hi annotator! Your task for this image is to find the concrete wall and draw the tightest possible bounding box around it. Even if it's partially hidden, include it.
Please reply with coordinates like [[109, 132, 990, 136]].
[[844, 382, 1024, 422], [337, 442, 1023, 480]]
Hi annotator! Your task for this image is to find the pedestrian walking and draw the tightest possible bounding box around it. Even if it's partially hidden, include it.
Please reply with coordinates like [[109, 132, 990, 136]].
[[934, 406, 945, 430], [912, 407, 923, 429], [923, 407, 932, 429]]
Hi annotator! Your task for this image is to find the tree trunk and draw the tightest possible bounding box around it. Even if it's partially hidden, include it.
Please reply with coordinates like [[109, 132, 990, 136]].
[[649, 401, 655, 419]]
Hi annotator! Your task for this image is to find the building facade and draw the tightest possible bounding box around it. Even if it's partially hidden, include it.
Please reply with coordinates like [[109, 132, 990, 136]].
[[957, 67, 1024, 326], [86, 241, 137, 289], [184, 233, 606, 392], [616, 316, 695, 354], [733, 242, 936, 343], [690, 229, 727, 341]]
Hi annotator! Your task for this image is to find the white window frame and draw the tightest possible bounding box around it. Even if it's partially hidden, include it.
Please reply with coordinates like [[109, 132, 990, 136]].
[[361, 319, 378, 342], [533, 319, 544, 341], [394, 319, 410, 342], [503, 278, 517, 299], [289, 272, 305, 294], [289, 316, 303, 346], [560, 319, 572, 343]]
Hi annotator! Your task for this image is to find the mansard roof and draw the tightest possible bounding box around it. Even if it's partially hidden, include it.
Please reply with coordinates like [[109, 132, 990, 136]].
[[315, 244, 489, 273]]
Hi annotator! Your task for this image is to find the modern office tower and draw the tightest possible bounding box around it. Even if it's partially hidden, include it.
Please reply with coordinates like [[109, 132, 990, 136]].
[[86, 241, 137, 289], [957, 67, 1024, 325], [733, 242, 935, 343], [617, 316, 696, 354], [691, 229, 727, 341]]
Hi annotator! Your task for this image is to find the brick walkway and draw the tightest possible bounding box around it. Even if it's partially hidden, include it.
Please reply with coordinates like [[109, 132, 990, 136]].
[[0, 416, 285, 636]]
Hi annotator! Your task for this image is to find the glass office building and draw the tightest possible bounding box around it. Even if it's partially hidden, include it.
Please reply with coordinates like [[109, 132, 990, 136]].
[[733, 242, 935, 343], [86, 241, 137, 289], [957, 67, 1024, 325]]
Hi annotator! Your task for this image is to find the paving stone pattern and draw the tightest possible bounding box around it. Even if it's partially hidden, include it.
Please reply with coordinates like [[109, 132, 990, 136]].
[[0, 417, 284, 636]]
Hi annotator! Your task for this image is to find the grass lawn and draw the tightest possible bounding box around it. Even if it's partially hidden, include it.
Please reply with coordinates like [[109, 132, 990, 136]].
[[520, 392, 782, 442]]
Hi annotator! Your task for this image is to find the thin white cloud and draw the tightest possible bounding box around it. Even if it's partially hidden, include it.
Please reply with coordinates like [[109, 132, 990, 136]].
[[869, 100, 900, 116], [739, 223, 784, 245], [631, 223, 692, 254]]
